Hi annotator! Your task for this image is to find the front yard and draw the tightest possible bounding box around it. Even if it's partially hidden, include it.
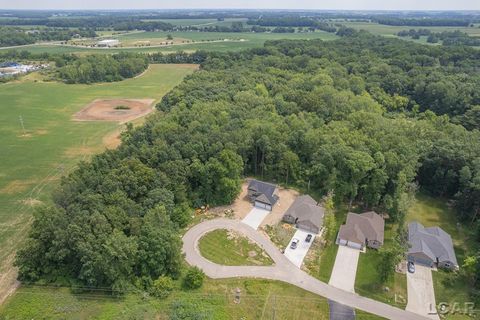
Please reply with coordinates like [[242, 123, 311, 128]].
[[355, 223, 407, 308], [199, 229, 274, 266]]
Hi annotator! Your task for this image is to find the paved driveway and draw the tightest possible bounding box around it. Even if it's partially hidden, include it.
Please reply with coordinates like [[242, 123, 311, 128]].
[[328, 245, 360, 293], [241, 207, 270, 229], [328, 300, 356, 320], [284, 229, 315, 267], [406, 265, 440, 319]]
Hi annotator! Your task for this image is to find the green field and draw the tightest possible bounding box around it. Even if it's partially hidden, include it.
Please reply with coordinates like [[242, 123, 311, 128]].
[[0, 64, 198, 302], [0, 30, 338, 55], [199, 229, 273, 266]]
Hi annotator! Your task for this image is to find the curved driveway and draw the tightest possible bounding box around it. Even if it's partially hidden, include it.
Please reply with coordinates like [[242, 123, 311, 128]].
[[182, 218, 430, 320]]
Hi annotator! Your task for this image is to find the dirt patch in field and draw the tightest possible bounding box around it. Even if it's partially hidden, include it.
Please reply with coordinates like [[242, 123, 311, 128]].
[[73, 99, 155, 123], [0, 180, 36, 195]]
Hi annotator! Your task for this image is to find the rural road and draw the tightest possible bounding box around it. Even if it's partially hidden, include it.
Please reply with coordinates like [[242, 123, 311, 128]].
[[182, 218, 431, 320]]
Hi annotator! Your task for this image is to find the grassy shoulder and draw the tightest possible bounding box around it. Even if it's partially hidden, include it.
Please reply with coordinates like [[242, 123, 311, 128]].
[[199, 229, 273, 266]]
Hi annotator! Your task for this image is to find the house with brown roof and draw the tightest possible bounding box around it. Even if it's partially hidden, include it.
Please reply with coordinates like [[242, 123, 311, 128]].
[[282, 195, 325, 234], [336, 211, 385, 250]]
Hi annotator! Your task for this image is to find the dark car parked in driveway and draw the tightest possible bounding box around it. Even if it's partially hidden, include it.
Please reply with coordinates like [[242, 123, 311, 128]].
[[408, 261, 415, 273], [305, 234, 312, 243]]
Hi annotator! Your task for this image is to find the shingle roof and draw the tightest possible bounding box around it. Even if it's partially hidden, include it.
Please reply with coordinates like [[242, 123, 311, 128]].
[[248, 179, 278, 205], [337, 211, 384, 244], [283, 195, 324, 229], [408, 222, 458, 266]]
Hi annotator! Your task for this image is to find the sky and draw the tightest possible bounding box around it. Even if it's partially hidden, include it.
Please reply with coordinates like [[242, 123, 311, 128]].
[[1, 0, 480, 10]]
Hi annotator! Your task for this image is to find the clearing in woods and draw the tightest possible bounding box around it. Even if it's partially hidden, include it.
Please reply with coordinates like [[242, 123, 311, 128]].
[[0, 63, 198, 304]]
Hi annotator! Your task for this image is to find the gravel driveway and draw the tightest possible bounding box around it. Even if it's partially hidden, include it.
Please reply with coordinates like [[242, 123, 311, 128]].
[[328, 245, 360, 293]]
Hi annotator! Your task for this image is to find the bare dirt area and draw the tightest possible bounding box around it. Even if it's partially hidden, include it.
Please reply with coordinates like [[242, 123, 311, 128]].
[[73, 98, 155, 123], [210, 180, 299, 227]]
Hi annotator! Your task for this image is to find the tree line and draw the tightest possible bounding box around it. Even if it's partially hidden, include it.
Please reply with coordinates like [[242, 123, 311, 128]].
[[0, 27, 97, 47], [397, 28, 480, 46]]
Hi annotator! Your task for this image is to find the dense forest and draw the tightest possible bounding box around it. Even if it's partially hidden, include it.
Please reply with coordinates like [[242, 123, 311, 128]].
[[15, 33, 480, 297]]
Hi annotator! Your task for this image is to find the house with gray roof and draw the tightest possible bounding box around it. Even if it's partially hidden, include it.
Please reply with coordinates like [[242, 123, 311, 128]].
[[282, 195, 325, 234], [247, 179, 279, 211], [407, 222, 458, 270], [336, 211, 385, 250]]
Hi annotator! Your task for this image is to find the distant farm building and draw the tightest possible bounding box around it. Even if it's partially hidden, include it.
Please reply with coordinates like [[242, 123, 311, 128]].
[[97, 39, 120, 47]]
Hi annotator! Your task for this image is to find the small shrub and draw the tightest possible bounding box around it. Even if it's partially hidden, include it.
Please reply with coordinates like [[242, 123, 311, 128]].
[[114, 105, 131, 110], [151, 275, 175, 298], [183, 266, 205, 289]]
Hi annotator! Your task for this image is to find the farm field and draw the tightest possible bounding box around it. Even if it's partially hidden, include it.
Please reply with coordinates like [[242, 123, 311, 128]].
[[0, 63, 198, 304], [0, 30, 339, 54]]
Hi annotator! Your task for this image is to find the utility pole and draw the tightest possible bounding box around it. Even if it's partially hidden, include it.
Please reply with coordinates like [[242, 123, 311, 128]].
[[19, 115, 26, 136]]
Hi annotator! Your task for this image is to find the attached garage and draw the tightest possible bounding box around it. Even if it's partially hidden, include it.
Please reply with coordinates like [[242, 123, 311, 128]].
[[346, 241, 363, 250], [254, 201, 272, 211]]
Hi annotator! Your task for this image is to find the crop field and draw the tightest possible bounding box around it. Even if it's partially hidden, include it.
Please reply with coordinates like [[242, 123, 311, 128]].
[[0, 30, 339, 55], [0, 63, 198, 304]]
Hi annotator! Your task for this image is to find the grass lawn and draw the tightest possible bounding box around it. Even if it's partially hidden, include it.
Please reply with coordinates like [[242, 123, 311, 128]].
[[199, 229, 273, 266], [407, 193, 476, 319], [0, 63, 198, 302], [355, 223, 407, 308]]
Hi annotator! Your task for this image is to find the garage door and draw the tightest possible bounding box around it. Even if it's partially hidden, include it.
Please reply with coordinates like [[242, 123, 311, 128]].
[[346, 241, 362, 250], [338, 239, 348, 246], [255, 201, 271, 211]]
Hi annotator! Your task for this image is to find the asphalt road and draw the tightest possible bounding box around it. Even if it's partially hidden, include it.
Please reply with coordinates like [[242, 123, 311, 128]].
[[182, 218, 431, 320]]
